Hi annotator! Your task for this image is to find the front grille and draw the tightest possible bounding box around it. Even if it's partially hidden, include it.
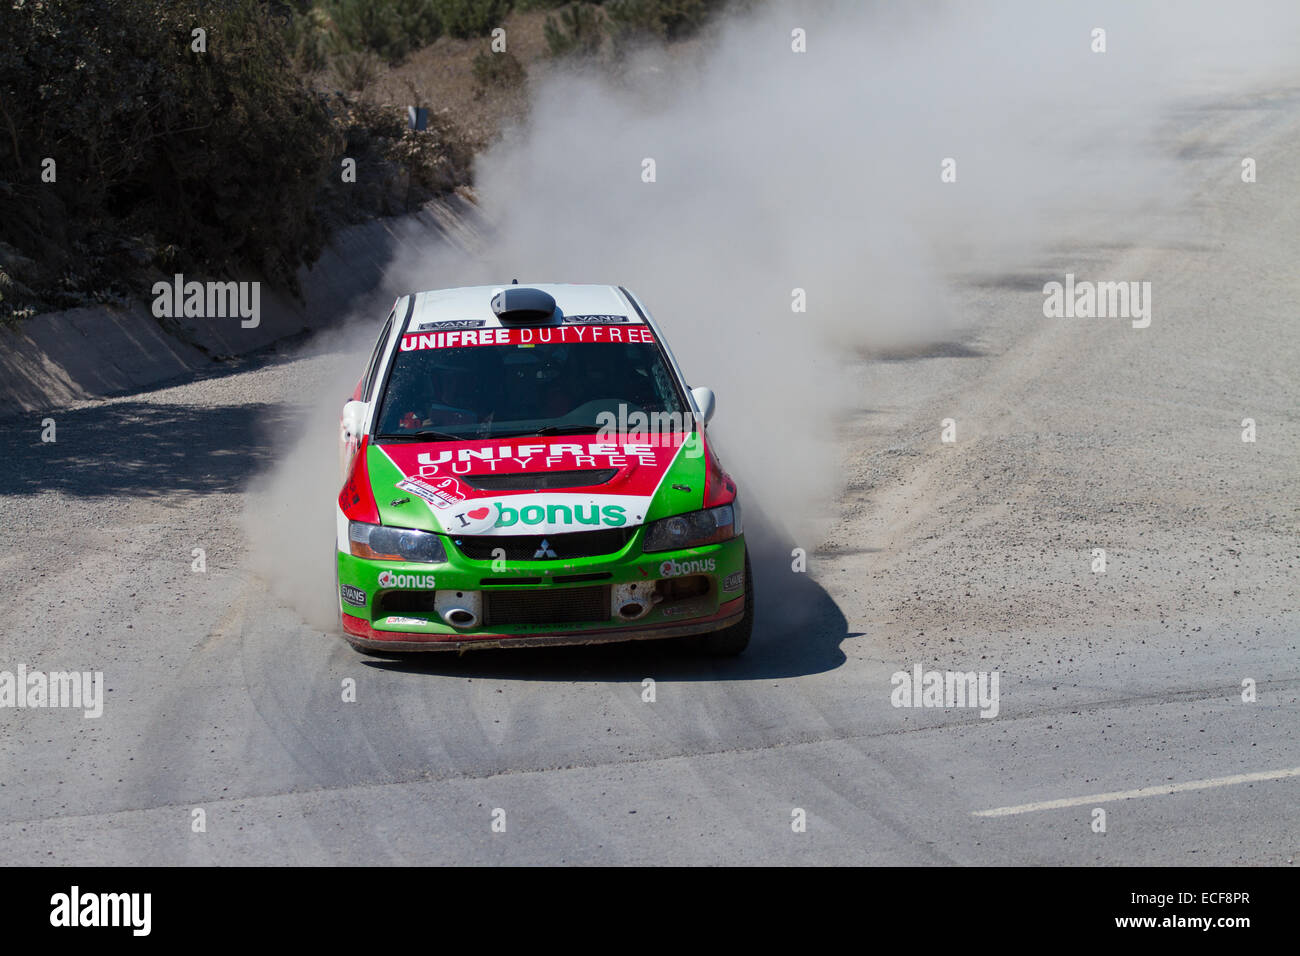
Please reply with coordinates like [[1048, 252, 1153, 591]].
[[554, 572, 612, 584], [484, 586, 611, 626], [659, 575, 711, 601], [375, 590, 438, 616], [452, 527, 635, 561], [460, 469, 617, 491]]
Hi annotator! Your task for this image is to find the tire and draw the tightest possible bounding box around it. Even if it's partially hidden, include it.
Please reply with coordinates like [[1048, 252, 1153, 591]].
[[685, 550, 753, 657]]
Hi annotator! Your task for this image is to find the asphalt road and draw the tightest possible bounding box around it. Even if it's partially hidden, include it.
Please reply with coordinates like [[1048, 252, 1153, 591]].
[[0, 92, 1296, 866]]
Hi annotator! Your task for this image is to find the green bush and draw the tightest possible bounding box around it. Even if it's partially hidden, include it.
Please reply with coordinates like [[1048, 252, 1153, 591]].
[[285, 5, 332, 72], [331, 48, 382, 91], [472, 49, 527, 89], [0, 0, 476, 318], [0, 0, 346, 313], [321, 99, 475, 220], [544, 3, 605, 58], [434, 0, 512, 39], [324, 0, 443, 64], [606, 0, 724, 41], [0, 0, 729, 321]]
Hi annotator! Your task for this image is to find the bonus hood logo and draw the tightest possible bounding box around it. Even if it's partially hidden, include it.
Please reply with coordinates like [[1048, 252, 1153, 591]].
[[445, 500, 634, 533]]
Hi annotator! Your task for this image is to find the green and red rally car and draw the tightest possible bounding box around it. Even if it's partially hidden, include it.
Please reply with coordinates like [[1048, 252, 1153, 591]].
[[335, 283, 752, 654]]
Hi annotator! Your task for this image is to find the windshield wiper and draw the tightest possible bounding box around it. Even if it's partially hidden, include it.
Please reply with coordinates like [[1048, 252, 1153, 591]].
[[375, 430, 467, 443], [494, 425, 602, 438]]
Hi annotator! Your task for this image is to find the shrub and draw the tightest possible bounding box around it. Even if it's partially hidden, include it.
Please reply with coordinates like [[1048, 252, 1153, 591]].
[[290, 6, 333, 72], [434, 0, 513, 40], [544, 3, 606, 58], [0, 0, 338, 313], [331, 48, 382, 91], [320, 99, 476, 221], [472, 49, 527, 89], [606, 0, 724, 41], [324, 0, 443, 64]]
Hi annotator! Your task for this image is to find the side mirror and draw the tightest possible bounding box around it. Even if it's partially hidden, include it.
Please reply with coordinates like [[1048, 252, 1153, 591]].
[[341, 400, 369, 440], [690, 386, 716, 424]]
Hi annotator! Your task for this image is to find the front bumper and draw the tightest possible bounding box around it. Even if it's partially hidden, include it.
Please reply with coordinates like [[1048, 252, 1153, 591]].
[[336, 530, 747, 650], [341, 600, 745, 652]]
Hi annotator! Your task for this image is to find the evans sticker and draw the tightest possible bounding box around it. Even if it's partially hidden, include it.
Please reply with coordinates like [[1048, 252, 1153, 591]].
[[340, 584, 367, 606], [563, 314, 629, 324], [416, 319, 486, 331]]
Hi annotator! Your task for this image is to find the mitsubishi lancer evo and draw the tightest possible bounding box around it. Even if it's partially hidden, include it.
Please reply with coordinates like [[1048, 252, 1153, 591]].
[[334, 283, 752, 655]]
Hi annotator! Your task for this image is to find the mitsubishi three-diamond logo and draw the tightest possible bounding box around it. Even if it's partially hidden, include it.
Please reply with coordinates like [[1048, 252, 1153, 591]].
[[533, 538, 557, 559]]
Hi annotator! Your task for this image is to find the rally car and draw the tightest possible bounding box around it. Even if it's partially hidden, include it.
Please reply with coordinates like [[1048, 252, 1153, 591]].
[[334, 283, 752, 655]]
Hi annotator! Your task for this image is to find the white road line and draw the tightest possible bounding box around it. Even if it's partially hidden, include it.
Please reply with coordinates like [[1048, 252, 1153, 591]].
[[972, 766, 1300, 818]]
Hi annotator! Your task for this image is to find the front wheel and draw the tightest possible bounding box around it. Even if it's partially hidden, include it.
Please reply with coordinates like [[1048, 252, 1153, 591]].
[[685, 551, 753, 657]]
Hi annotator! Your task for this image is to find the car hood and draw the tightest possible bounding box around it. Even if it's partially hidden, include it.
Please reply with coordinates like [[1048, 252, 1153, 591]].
[[366, 434, 707, 536]]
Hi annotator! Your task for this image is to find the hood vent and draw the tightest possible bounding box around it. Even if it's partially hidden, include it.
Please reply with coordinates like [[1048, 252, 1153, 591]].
[[460, 468, 617, 491], [490, 287, 557, 323]]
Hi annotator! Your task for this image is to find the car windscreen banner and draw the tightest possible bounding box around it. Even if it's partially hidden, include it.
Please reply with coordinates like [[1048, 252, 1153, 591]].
[[399, 325, 654, 351]]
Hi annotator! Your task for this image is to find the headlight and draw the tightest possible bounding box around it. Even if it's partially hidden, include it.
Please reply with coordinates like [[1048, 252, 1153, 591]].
[[348, 522, 446, 563], [641, 502, 741, 553]]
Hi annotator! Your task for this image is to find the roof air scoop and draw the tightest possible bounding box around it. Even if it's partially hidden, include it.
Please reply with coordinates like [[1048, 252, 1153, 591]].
[[490, 287, 558, 324]]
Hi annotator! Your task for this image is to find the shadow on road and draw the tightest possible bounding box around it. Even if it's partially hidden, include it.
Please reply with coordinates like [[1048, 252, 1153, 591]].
[[0, 400, 295, 497]]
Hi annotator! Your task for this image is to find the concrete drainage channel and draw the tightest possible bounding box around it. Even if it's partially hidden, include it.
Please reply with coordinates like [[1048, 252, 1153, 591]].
[[0, 198, 477, 417]]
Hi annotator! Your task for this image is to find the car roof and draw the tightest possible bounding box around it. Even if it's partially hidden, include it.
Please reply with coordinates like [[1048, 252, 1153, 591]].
[[403, 284, 639, 332]]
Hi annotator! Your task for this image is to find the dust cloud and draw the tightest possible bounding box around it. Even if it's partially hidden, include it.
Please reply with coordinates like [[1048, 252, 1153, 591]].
[[246, 0, 1300, 626]]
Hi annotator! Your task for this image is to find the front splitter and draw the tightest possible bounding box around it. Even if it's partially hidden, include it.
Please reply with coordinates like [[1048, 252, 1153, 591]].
[[340, 598, 745, 652]]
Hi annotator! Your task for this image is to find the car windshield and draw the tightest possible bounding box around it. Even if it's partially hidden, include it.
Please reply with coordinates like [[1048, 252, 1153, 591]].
[[374, 331, 689, 442]]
